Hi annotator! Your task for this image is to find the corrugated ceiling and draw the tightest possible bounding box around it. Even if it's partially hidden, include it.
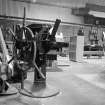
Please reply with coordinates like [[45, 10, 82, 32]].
[[12, 0, 105, 8]]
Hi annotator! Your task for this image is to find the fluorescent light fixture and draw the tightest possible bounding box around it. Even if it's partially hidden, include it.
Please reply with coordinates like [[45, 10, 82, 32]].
[[89, 10, 105, 18], [32, 0, 36, 2]]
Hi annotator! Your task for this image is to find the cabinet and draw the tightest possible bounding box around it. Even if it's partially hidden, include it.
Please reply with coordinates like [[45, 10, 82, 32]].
[[69, 36, 84, 62]]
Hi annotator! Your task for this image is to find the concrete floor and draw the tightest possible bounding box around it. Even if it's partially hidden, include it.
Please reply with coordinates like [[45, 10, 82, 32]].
[[1, 57, 105, 105]]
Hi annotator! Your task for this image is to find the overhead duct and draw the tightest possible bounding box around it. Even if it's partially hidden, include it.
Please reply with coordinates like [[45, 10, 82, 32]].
[[72, 7, 89, 16], [72, 3, 105, 17]]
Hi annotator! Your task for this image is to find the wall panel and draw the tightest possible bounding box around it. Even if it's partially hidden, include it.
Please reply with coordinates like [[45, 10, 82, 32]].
[[0, 0, 83, 24]]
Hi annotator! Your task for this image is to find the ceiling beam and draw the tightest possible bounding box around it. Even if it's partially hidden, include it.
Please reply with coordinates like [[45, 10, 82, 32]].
[[11, 0, 71, 8]]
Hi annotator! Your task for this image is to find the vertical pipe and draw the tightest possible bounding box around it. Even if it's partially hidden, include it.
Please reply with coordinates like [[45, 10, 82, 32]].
[[21, 71, 24, 89], [23, 7, 26, 27]]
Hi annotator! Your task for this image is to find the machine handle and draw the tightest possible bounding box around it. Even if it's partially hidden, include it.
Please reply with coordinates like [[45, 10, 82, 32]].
[[50, 19, 61, 41]]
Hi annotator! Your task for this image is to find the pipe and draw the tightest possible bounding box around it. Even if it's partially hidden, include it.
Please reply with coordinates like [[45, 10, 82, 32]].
[[0, 15, 103, 27], [24, 26, 45, 79]]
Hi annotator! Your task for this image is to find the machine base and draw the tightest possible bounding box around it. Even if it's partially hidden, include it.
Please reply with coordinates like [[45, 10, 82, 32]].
[[19, 81, 60, 98], [0, 83, 18, 96]]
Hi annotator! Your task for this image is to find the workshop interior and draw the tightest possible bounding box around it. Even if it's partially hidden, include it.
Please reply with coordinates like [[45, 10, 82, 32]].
[[1, 0, 105, 105]]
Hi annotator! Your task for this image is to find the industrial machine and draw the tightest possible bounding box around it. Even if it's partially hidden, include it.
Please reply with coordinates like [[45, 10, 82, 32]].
[[10, 19, 67, 83], [0, 15, 68, 97], [84, 44, 104, 58]]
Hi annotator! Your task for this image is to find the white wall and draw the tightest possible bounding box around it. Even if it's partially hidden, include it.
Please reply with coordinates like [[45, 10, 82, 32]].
[[0, 0, 84, 24]]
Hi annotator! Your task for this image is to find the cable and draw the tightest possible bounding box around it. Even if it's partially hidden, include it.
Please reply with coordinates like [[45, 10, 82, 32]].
[[24, 26, 45, 79]]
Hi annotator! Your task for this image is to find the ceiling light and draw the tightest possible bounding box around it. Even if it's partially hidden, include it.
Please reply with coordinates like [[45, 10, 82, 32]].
[[32, 0, 36, 2]]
